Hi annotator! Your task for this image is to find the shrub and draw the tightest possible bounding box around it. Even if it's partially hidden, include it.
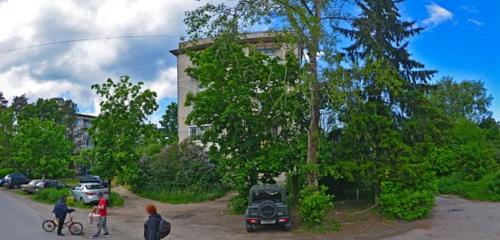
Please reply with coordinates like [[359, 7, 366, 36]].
[[229, 194, 248, 213], [379, 181, 435, 221], [439, 172, 500, 202], [33, 188, 71, 204], [299, 186, 334, 225], [138, 185, 225, 204], [0, 168, 14, 178]]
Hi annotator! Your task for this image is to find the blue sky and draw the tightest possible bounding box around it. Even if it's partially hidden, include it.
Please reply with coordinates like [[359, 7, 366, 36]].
[[401, 0, 500, 119], [0, 0, 498, 122]]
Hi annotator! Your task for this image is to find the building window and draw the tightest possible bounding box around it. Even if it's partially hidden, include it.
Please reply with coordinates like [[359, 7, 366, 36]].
[[189, 126, 199, 137], [257, 47, 277, 57], [189, 124, 212, 138]]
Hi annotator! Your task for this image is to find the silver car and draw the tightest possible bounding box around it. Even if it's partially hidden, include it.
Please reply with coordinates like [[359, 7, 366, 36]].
[[70, 183, 109, 204]]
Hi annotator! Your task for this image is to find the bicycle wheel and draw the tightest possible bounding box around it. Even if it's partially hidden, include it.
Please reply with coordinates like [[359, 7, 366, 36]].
[[69, 222, 83, 235], [42, 220, 56, 232]]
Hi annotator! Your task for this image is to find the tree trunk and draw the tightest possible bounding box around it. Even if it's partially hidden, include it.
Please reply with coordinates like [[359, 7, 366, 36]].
[[305, 0, 322, 188], [291, 173, 300, 205]]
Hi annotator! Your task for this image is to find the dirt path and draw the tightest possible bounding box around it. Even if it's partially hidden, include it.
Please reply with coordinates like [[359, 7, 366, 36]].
[[2, 188, 498, 240], [381, 195, 500, 240]]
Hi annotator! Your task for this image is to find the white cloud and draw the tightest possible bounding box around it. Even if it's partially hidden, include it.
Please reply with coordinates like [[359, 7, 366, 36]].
[[467, 19, 484, 27], [422, 3, 453, 27], [0, 0, 204, 121], [145, 67, 178, 101]]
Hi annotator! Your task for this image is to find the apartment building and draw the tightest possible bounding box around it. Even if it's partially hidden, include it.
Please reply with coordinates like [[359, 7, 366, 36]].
[[72, 113, 95, 152], [170, 31, 299, 142]]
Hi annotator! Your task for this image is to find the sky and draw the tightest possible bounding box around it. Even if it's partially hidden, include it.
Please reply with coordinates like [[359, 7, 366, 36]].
[[0, 0, 498, 123]]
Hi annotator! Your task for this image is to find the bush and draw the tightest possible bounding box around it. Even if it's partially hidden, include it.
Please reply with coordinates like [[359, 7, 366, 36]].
[[439, 172, 500, 202], [229, 194, 248, 213], [137, 185, 225, 204], [33, 188, 70, 204], [380, 181, 435, 221], [0, 168, 14, 178], [299, 186, 334, 225]]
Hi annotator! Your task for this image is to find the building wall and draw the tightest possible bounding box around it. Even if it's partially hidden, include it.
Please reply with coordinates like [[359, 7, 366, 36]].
[[172, 32, 300, 142], [73, 114, 95, 152]]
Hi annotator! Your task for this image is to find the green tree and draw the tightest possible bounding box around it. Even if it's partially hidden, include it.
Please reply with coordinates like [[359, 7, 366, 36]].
[[159, 102, 178, 143], [429, 77, 492, 123], [185, 0, 346, 187], [186, 37, 306, 209], [12, 119, 72, 178], [89, 76, 158, 193], [18, 97, 77, 133], [0, 107, 14, 168]]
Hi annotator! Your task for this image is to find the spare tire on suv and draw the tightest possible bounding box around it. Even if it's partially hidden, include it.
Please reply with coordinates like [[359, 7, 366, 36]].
[[245, 184, 291, 232]]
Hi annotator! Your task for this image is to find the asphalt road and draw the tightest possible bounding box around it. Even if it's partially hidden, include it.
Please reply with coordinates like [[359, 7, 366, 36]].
[[0, 189, 82, 240]]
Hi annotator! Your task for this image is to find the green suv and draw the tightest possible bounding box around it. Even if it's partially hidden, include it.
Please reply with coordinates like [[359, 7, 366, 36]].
[[245, 184, 292, 232]]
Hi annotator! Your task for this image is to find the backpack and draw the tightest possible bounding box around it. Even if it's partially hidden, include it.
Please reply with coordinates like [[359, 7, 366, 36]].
[[158, 218, 171, 239]]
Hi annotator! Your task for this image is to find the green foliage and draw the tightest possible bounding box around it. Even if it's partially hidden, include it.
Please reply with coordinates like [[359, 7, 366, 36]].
[[0, 107, 14, 168], [137, 186, 225, 204], [429, 77, 492, 123], [17, 97, 77, 131], [109, 192, 125, 207], [299, 186, 334, 225], [379, 181, 435, 221], [432, 118, 498, 180], [0, 168, 14, 178], [438, 172, 500, 202], [159, 102, 178, 144], [186, 36, 306, 208], [89, 76, 158, 190], [12, 119, 72, 178], [229, 194, 248, 214]]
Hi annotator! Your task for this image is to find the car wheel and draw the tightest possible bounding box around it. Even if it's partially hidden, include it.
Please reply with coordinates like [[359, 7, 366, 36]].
[[246, 223, 255, 233]]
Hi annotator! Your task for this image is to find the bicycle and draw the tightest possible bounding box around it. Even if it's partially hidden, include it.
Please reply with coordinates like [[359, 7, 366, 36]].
[[42, 212, 84, 235]]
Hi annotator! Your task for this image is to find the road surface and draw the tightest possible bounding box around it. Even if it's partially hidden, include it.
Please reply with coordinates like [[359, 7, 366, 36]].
[[1, 187, 499, 240], [0, 189, 83, 239]]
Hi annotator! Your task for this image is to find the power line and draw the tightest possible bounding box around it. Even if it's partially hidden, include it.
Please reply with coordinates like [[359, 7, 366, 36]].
[[0, 33, 183, 54]]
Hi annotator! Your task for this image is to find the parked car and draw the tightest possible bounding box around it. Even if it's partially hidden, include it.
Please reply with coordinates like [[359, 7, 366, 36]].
[[80, 175, 109, 188], [3, 173, 30, 189], [245, 184, 292, 232], [70, 183, 109, 204], [21, 179, 44, 194], [0, 178, 4, 186], [29, 179, 66, 193]]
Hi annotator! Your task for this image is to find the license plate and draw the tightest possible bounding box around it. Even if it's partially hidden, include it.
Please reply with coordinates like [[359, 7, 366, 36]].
[[260, 219, 276, 225]]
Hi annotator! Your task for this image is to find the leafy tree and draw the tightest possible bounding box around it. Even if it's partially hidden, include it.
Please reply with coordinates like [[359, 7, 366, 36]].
[[429, 77, 492, 123], [12, 119, 72, 178], [185, 36, 306, 209], [0, 107, 14, 168], [18, 97, 77, 132], [89, 76, 158, 193], [185, 0, 347, 187], [159, 102, 178, 143], [0, 92, 7, 108]]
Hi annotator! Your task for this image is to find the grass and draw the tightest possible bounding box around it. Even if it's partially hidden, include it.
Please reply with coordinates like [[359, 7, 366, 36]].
[[438, 171, 500, 202], [136, 186, 226, 204]]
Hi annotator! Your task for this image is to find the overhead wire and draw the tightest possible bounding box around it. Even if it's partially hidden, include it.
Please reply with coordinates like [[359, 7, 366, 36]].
[[0, 33, 183, 54]]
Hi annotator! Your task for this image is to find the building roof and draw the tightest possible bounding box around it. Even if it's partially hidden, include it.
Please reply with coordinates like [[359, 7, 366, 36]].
[[170, 31, 285, 56], [76, 113, 97, 119]]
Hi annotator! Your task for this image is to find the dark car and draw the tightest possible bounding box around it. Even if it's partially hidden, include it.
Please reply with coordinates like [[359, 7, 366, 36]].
[[3, 173, 30, 189], [245, 184, 292, 232], [31, 179, 66, 193]]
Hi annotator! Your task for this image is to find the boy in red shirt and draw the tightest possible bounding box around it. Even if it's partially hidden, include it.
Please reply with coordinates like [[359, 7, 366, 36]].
[[93, 192, 110, 239]]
